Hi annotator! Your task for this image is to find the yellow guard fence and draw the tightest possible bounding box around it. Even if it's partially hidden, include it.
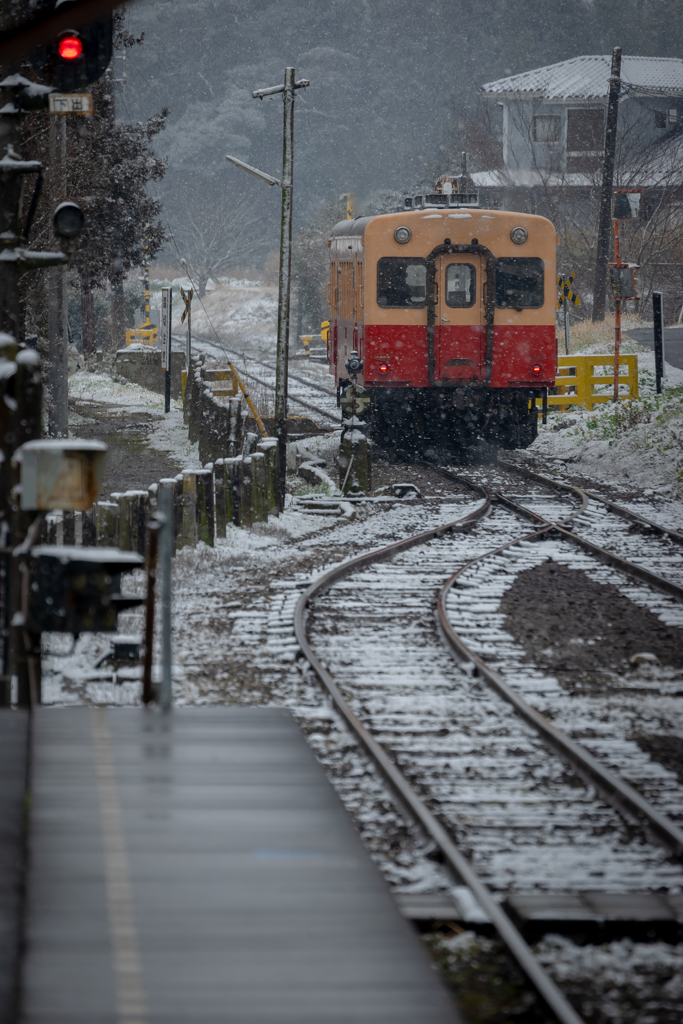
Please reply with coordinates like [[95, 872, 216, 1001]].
[[538, 355, 638, 413]]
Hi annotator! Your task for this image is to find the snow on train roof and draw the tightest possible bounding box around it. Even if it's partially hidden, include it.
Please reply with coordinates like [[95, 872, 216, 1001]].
[[329, 216, 376, 237], [481, 55, 683, 100]]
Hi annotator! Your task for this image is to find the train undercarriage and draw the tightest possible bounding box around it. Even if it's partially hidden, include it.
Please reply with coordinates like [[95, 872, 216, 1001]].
[[364, 385, 541, 460]]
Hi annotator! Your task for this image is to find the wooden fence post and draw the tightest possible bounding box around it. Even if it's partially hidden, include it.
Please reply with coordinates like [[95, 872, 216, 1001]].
[[95, 501, 119, 546]]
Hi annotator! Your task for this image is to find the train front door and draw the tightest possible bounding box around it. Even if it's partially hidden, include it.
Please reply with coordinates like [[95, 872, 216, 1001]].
[[435, 254, 486, 382]]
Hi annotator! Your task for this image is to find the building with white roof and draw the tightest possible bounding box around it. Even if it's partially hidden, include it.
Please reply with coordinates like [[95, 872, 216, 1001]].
[[471, 54, 683, 194]]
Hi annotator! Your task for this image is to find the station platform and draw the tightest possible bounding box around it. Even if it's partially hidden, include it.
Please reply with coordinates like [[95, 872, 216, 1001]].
[[21, 706, 461, 1024], [0, 710, 28, 1023]]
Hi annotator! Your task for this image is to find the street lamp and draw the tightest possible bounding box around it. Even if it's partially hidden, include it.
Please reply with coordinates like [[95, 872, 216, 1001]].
[[225, 68, 309, 511]]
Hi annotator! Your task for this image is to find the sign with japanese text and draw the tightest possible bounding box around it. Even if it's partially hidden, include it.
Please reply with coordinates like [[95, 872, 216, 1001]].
[[48, 94, 93, 116]]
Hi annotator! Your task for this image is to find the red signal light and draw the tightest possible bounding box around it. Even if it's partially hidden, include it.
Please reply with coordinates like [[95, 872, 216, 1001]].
[[378, 363, 389, 374], [532, 364, 542, 375], [58, 34, 83, 60]]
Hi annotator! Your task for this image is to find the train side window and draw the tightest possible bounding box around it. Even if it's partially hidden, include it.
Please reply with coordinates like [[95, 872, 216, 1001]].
[[377, 257, 427, 307], [445, 263, 475, 307], [495, 257, 544, 309]]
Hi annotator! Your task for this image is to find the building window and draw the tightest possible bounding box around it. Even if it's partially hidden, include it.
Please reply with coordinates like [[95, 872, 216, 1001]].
[[566, 108, 605, 153], [653, 109, 679, 129], [533, 115, 560, 143]]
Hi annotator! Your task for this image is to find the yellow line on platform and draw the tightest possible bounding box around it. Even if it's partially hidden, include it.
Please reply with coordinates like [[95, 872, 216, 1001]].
[[92, 708, 148, 1024]]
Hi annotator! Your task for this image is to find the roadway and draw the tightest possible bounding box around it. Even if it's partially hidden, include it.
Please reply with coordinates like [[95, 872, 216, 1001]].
[[625, 326, 683, 370]]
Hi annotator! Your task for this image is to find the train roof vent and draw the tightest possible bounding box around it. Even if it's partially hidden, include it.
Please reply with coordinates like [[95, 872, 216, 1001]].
[[405, 193, 479, 210]]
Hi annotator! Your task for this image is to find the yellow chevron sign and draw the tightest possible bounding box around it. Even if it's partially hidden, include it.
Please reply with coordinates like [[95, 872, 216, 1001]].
[[557, 272, 581, 310], [180, 286, 193, 323]]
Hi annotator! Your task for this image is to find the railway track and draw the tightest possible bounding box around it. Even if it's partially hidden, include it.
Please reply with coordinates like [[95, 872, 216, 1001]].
[[293, 462, 683, 1024], [177, 332, 339, 425]]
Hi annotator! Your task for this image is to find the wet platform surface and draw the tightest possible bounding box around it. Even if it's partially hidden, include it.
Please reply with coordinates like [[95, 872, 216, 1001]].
[[0, 710, 28, 1022], [21, 706, 461, 1024]]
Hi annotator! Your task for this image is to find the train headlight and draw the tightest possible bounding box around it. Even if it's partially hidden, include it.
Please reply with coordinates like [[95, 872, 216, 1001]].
[[532, 364, 542, 375], [394, 226, 411, 244], [510, 226, 528, 245], [379, 363, 389, 374]]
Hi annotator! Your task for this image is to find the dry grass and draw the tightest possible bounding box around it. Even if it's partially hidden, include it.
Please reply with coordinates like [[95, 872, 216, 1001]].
[[560, 313, 648, 355]]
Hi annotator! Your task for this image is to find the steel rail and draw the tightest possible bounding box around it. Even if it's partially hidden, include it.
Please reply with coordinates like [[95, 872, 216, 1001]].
[[428, 462, 588, 525], [294, 495, 586, 1024], [222, 365, 336, 425], [428, 463, 683, 850], [498, 457, 683, 547], [435, 464, 683, 603], [437, 536, 683, 859], [492, 490, 683, 604], [187, 332, 337, 398]]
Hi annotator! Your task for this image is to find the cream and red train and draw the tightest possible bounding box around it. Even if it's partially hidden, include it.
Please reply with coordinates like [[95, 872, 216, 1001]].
[[326, 192, 557, 453]]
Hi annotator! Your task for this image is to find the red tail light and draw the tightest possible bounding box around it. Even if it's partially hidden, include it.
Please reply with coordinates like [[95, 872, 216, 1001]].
[[379, 363, 389, 374], [58, 35, 83, 60], [532, 364, 542, 375]]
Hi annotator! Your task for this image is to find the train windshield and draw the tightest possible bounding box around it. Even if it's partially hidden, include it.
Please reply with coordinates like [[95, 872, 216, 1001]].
[[445, 263, 475, 307], [495, 258, 544, 309], [377, 258, 427, 307]]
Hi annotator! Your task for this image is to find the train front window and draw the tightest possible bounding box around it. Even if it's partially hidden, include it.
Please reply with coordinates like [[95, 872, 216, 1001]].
[[445, 263, 475, 307], [495, 258, 544, 309], [377, 258, 427, 307]]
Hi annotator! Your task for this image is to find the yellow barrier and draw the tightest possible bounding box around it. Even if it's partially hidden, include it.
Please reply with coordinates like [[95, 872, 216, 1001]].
[[537, 354, 638, 412], [300, 322, 329, 357], [125, 327, 157, 346], [203, 368, 238, 397]]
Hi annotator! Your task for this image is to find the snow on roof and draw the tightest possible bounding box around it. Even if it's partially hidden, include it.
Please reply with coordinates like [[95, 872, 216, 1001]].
[[481, 55, 683, 100], [471, 131, 683, 189]]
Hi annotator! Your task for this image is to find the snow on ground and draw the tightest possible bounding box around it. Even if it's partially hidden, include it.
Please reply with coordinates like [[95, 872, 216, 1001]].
[[168, 280, 277, 350], [70, 369, 167, 413], [521, 319, 683, 499], [70, 369, 201, 469]]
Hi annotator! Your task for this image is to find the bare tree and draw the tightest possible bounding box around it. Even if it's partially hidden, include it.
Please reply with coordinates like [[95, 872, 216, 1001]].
[[168, 199, 270, 297], [449, 97, 683, 320], [445, 95, 505, 175]]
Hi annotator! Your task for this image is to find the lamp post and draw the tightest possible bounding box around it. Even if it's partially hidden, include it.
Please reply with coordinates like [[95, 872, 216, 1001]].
[[226, 68, 309, 511]]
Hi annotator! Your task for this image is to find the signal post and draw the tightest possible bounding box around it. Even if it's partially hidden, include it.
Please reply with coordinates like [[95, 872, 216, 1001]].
[[0, 5, 113, 704]]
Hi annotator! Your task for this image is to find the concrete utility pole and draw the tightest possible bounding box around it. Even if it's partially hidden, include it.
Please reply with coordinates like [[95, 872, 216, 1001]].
[[592, 47, 622, 323], [250, 68, 309, 510], [274, 68, 295, 510]]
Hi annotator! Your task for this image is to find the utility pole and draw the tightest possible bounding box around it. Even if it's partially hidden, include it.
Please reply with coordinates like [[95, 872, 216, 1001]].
[[275, 67, 295, 510], [592, 47, 622, 323], [249, 68, 309, 510]]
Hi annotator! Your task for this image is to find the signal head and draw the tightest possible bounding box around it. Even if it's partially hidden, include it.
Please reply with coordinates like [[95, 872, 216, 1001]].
[[26, 3, 113, 92], [53, 202, 85, 239], [58, 33, 83, 60]]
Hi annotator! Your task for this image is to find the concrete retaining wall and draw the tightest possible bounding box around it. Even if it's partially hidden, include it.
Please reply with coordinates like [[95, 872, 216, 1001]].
[[114, 346, 185, 400]]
